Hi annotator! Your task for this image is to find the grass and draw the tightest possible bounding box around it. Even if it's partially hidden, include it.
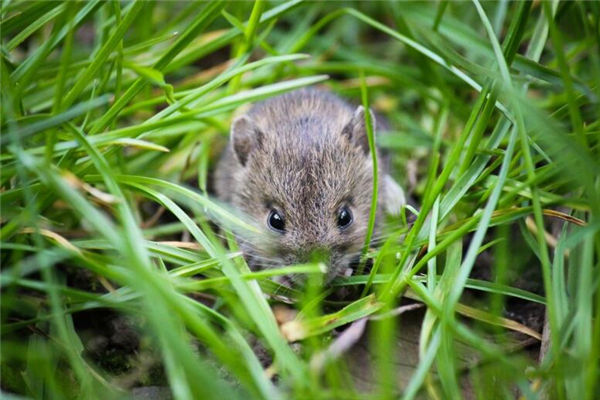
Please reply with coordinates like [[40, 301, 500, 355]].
[[1, 1, 599, 399]]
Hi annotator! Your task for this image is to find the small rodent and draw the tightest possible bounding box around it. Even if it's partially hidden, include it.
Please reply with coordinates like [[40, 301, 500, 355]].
[[214, 88, 405, 284]]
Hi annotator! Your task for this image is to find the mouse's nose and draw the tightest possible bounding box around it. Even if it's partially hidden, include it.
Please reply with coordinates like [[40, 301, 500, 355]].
[[292, 246, 331, 265]]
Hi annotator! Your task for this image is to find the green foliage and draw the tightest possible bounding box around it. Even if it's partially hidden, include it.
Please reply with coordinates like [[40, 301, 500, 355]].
[[1, 1, 599, 399]]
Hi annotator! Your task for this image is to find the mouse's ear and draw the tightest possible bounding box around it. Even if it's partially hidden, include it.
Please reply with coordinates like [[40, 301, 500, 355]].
[[341, 106, 376, 154], [231, 115, 263, 166]]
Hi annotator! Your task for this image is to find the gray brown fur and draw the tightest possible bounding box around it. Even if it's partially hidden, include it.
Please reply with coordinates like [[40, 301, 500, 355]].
[[214, 88, 404, 283]]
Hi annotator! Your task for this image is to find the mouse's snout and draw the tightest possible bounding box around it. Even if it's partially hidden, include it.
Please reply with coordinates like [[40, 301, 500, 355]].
[[291, 245, 331, 266]]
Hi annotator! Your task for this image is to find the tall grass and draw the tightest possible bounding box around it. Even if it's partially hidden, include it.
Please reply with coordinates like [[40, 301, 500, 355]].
[[1, 1, 599, 399]]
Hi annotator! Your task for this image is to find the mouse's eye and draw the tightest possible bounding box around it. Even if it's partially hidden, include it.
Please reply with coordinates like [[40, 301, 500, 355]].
[[267, 210, 286, 232], [337, 206, 353, 230]]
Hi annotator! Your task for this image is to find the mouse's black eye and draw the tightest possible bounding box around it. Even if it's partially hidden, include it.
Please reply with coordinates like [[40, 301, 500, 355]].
[[267, 210, 285, 232], [337, 206, 353, 229]]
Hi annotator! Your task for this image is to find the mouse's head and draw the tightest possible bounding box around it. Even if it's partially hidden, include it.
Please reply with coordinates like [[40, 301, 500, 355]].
[[229, 102, 383, 284]]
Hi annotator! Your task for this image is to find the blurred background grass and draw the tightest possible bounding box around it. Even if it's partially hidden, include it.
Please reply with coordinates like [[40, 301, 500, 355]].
[[1, 1, 599, 399]]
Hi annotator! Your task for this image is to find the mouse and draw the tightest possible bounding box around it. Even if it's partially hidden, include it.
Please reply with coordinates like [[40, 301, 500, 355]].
[[214, 88, 405, 285]]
